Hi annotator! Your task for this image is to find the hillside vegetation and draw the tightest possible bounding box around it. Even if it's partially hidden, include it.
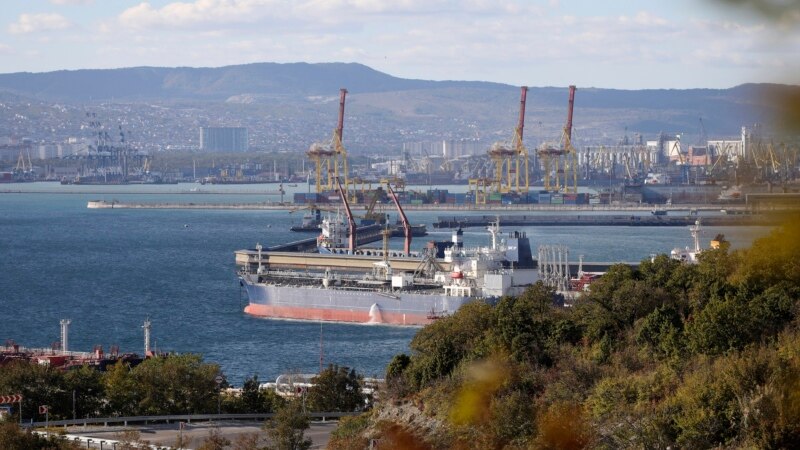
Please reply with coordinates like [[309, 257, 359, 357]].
[[331, 215, 800, 449]]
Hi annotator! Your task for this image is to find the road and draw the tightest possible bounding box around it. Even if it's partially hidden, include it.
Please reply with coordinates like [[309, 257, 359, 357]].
[[61, 420, 338, 449]]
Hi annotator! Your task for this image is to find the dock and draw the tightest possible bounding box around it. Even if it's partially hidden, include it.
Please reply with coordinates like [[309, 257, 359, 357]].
[[266, 224, 385, 252], [433, 213, 776, 228]]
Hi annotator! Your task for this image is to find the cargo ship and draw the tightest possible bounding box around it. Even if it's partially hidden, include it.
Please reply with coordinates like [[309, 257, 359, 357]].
[[236, 223, 538, 325]]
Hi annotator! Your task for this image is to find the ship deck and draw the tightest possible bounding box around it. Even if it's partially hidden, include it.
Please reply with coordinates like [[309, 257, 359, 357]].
[[235, 249, 438, 273]]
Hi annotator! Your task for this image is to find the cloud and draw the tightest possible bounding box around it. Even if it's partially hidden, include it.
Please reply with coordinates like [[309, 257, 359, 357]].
[[50, 0, 94, 5], [116, 0, 535, 30], [8, 13, 72, 34], [119, 0, 282, 29]]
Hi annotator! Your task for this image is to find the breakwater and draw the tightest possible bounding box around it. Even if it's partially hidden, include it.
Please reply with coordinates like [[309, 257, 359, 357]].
[[433, 214, 773, 228], [86, 200, 744, 213]]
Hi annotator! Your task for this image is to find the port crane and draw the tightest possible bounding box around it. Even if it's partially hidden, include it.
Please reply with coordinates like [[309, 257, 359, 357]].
[[308, 89, 349, 194], [485, 86, 529, 195], [669, 137, 690, 183], [562, 85, 578, 193], [386, 183, 412, 255], [538, 85, 578, 192], [335, 177, 357, 254]]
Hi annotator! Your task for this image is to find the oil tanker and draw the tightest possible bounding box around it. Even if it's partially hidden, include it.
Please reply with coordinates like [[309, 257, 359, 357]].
[[236, 224, 537, 326]]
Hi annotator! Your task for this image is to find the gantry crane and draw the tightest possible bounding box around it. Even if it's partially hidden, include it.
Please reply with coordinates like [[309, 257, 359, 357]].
[[308, 89, 349, 194], [485, 86, 529, 195], [562, 85, 578, 193], [538, 85, 578, 192]]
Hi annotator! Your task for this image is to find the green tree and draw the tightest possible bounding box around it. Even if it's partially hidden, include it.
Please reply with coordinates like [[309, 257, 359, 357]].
[[385, 354, 411, 381], [685, 293, 758, 355], [404, 300, 494, 390], [636, 304, 685, 360], [131, 354, 219, 415], [492, 282, 559, 365], [264, 400, 312, 450], [64, 365, 105, 419], [0, 360, 69, 420], [103, 361, 138, 416], [307, 364, 364, 412]]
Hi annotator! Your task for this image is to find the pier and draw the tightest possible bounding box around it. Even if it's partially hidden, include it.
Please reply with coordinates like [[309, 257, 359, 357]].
[[266, 224, 385, 252], [85, 200, 747, 212], [433, 213, 776, 228]]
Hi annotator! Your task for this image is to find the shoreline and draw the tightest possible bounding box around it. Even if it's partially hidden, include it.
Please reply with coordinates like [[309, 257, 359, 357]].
[[85, 199, 746, 213]]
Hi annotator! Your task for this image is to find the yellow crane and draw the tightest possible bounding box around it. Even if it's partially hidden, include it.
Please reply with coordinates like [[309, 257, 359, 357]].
[[307, 89, 349, 194]]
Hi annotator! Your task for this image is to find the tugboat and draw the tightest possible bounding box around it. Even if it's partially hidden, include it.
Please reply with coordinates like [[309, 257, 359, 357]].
[[290, 208, 323, 232]]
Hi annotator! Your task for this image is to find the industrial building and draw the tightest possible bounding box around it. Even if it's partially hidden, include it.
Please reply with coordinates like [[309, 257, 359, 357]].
[[200, 127, 249, 152]]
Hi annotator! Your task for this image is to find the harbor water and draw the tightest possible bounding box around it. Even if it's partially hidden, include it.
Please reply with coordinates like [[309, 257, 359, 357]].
[[0, 183, 771, 384]]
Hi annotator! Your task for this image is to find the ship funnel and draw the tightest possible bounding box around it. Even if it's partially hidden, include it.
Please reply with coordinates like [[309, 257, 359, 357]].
[[368, 304, 384, 324], [452, 228, 463, 249]]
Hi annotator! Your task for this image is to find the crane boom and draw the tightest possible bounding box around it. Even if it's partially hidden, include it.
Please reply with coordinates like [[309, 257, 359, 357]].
[[517, 86, 528, 142], [565, 85, 576, 141], [336, 88, 347, 148], [386, 184, 411, 255], [336, 177, 356, 254]]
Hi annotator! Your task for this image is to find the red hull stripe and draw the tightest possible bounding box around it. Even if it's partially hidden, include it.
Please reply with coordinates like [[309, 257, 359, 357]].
[[244, 304, 432, 326]]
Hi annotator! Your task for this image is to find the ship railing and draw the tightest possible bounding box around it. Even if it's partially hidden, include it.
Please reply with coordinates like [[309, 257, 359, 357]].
[[1, 346, 94, 358], [256, 269, 374, 282]]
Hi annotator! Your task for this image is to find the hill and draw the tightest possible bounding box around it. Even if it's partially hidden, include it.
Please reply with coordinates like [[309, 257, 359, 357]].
[[0, 62, 795, 150]]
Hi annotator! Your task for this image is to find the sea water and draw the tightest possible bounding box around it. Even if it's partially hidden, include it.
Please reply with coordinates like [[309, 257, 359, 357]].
[[0, 184, 770, 384]]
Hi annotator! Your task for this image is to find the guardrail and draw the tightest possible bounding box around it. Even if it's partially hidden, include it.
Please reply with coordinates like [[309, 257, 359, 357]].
[[24, 411, 357, 428]]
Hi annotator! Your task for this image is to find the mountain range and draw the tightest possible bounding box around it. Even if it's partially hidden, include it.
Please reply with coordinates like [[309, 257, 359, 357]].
[[0, 62, 795, 150]]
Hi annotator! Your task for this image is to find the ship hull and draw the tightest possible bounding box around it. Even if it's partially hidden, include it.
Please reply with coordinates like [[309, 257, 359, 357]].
[[241, 280, 473, 326]]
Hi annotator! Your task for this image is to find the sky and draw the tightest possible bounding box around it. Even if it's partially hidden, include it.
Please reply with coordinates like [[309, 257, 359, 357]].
[[0, 0, 798, 89]]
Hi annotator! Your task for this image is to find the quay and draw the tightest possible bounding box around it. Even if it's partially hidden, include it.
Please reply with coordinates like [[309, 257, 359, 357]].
[[266, 224, 385, 252], [433, 213, 776, 228], [86, 199, 746, 213]]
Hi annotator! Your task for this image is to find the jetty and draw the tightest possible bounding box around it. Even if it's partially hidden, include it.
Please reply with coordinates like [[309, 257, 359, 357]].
[[433, 213, 776, 228]]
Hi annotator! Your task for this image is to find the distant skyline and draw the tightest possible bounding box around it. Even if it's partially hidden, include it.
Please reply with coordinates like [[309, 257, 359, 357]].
[[1, 0, 798, 89]]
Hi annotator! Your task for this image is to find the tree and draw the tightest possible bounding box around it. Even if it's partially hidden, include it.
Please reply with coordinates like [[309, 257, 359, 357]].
[[492, 282, 559, 365], [265, 400, 312, 450], [103, 361, 138, 417], [234, 374, 283, 413], [0, 421, 82, 449], [0, 360, 69, 420], [131, 354, 220, 415], [64, 365, 105, 419], [307, 364, 364, 412], [404, 300, 494, 390], [385, 354, 411, 381]]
